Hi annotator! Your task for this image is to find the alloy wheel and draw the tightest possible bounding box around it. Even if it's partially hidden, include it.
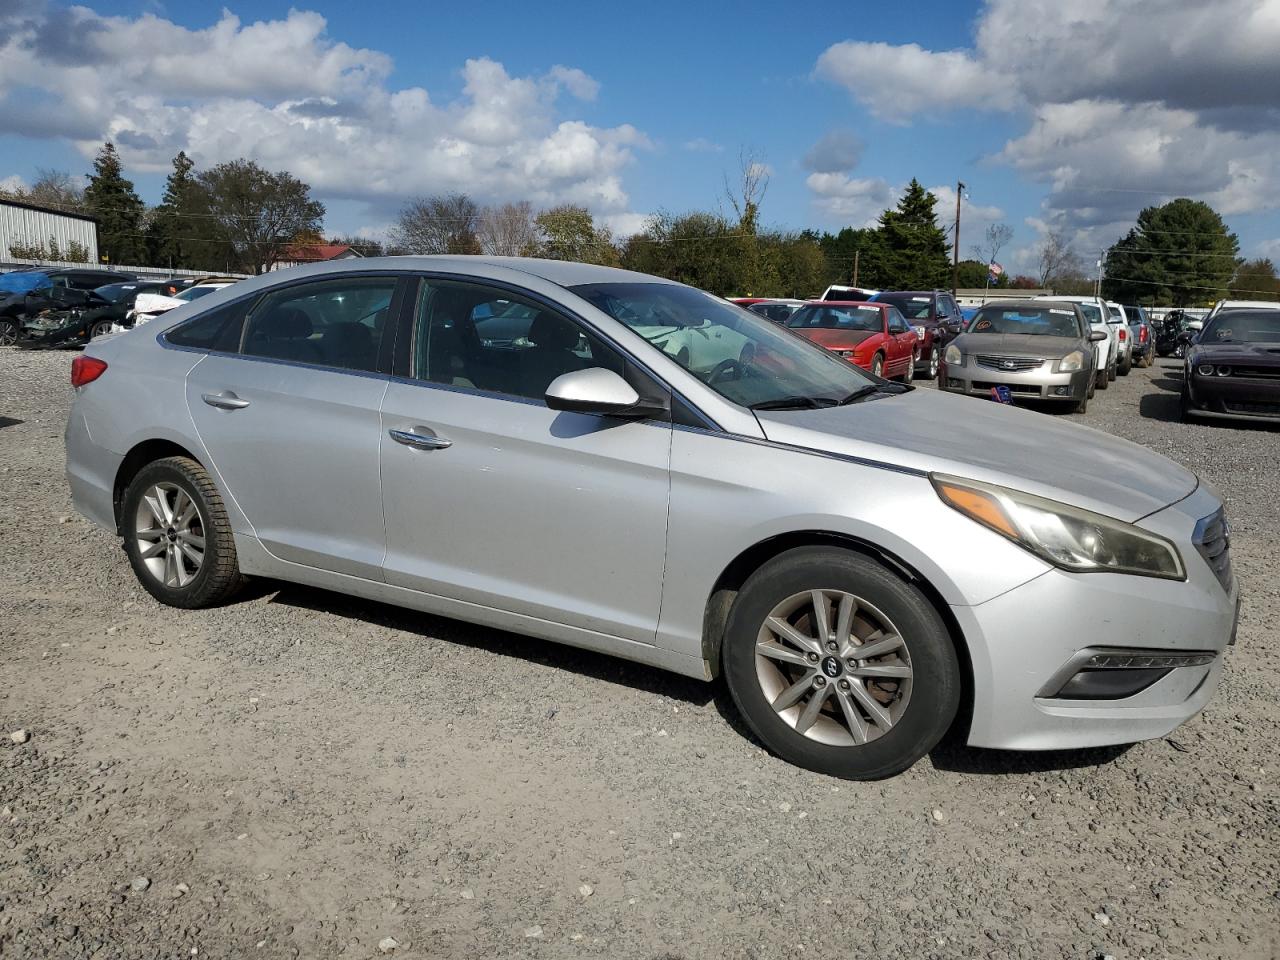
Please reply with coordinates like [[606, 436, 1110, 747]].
[[928, 344, 939, 379], [134, 482, 205, 588], [0, 320, 17, 346], [754, 589, 913, 747]]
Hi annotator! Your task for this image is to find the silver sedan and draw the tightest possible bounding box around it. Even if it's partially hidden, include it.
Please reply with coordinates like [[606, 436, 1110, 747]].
[[65, 258, 1238, 779]]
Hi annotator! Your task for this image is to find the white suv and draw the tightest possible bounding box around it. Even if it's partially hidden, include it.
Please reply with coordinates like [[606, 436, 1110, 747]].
[[1035, 295, 1117, 390]]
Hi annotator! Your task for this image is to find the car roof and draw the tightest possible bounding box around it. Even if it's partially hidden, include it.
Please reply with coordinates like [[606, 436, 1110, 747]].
[[805, 300, 882, 308], [976, 299, 1080, 311], [1214, 299, 1280, 309]]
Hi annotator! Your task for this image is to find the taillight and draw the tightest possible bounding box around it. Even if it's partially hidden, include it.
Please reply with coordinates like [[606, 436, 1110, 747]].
[[71, 356, 108, 387], [1118, 328, 1126, 341], [1140, 326, 1149, 343]]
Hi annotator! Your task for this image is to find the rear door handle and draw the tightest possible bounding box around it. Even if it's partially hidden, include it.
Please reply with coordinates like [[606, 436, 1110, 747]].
[[389, 428, 452, 451], [202, 392, 251, 410]]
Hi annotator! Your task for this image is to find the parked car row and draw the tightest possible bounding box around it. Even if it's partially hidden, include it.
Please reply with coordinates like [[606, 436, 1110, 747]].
[[0, 267, 240, 348]]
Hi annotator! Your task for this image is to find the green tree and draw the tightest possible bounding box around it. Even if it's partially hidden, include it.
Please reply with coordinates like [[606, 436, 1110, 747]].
[[83, 142, 146, 265], [872, 179, 950, 289], [621, 211, 740, 294], [817, 226, 884, 289], [1229, 258, 1280, 301], [534, 205, 618, 265], [198, 160, 325, 274], [1103, 199, 1238, 306], [148, 152, 220, 270]]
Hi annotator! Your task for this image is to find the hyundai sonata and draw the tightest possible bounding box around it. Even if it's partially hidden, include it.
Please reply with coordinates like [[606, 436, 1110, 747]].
[[66, 258, 1238, 779]]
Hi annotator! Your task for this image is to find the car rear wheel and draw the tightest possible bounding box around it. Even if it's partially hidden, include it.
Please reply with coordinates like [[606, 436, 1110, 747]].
[[1096, 367, 1109, 390], [89, 319, 113, 340], [924, 343, 940, 380], [0, 318, 18, 346], [722, 547, 961, 780], [901, 351, 915, 384], [871, 353, 884, 378], [121, 456, 245, 608]]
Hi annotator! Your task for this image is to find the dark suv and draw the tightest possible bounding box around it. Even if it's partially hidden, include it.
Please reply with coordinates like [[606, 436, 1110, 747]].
[[0, 269, 136, 344], [869, 290, 965, 380]]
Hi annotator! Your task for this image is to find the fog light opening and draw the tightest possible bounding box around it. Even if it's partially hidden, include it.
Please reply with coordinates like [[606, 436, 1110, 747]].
[[1045, 650, 1217, 701]]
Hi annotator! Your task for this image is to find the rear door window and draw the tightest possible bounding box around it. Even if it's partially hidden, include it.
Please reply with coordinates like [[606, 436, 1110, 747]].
[[242, 277, 396, 372]]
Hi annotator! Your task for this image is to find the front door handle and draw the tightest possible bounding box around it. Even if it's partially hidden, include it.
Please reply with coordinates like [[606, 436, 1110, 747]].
[[202, 392, 251, 410], [389, 428, 452, 451]]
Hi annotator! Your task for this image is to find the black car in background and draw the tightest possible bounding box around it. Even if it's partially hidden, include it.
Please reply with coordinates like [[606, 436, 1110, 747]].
[[0, 268, 136, 344], [1182, 308, 1280, 422], [21, 280, 168, 348], [1157, 311, 1197, 358]]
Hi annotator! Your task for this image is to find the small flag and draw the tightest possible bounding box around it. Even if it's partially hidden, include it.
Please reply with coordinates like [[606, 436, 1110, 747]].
[[987, 261, 1004, 284], [989, 385, 1013, 404]]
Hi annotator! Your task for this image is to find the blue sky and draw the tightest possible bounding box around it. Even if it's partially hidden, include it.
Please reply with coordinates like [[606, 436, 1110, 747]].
[[3, 0, 1279, 275]]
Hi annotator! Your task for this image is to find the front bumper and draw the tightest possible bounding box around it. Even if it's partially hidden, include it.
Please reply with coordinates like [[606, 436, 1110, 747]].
[[957, 484, 1238, 750], [940, 359, 1091, 401], [1185, 370, 1280, 420]]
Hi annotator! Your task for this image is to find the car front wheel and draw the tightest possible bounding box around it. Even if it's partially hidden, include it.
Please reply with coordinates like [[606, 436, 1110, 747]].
[[121, 456, 245, 608], [722, 547, 961, 780], [0, 318, 19, 346]]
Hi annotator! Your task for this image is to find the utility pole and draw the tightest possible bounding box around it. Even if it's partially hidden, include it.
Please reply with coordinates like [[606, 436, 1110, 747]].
[[852, 250, 860, 287], [951, 180, 965, 294]]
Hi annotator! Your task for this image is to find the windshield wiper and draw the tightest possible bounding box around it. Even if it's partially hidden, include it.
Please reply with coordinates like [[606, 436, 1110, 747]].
[[749, 395, 838, 410], [837, 382, 913, 405]]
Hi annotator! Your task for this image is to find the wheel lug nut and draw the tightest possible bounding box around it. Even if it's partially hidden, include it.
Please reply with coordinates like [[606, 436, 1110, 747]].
[[838, 679, 850, 691], [813, 676, 826, 688], [807, 652, 820, 663], [826, 640, 839, 652], [846, 658, 857, 669]]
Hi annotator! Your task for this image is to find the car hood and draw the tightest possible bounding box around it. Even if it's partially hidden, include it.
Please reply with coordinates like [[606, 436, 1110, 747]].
[[754, 388, 1197, 522], [954, 333, 1082, 357], [1191, 342, 1280, 364], [133, 292, 185, 315], [794, 328, 877, 349]]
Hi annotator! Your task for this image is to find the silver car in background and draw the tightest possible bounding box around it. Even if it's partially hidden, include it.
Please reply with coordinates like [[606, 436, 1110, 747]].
[[939, 300, 1104, 413], [65, 257, 1238, 779]]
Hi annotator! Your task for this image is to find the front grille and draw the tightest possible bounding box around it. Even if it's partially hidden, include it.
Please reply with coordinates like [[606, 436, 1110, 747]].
[[974, 354, 1045, 372], [1193, 508, 1233, 592], [1223, 400, 1280, 416], [1227, 367, 1280, 380], [972, 381, 1042, 396]]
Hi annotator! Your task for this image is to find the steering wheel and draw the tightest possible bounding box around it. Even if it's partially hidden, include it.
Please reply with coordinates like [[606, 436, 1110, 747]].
[[707, 357, 741, 385]]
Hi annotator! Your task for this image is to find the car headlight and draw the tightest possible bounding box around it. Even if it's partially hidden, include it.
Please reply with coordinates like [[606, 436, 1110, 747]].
[[944, 343, 962, 365], [1058, 350, 1085, 372], [932, 474, 1185, 580], [912, 325, 926, 340], [1196, 364, 1214, 377]]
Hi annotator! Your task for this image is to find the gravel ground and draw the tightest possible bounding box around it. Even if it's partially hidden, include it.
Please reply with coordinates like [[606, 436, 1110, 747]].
[[1, 346, 1277, 960]]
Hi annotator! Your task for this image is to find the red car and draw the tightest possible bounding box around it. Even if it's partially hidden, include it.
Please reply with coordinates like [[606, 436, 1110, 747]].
[[785, 300, 918, 380]]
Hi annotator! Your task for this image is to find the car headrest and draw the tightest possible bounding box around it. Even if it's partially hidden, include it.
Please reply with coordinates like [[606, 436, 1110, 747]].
[[261, 307, 312, 340], [529, 312, 579, 351]]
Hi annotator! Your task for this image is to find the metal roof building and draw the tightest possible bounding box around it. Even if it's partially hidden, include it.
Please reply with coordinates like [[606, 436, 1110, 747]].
[[0, 199, 99, 264]]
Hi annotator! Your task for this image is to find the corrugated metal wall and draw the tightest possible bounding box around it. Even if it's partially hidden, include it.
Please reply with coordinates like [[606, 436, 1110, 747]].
[[0, 202, 99, 263]]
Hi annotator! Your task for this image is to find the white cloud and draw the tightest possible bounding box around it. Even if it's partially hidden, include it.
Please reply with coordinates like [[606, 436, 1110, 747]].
[[927, 184, 1005, 242], [805, 172, 897, 226], [815, 41, 1016, 121], [0, 174, 29, 194], [0, 5, 649, 225], [600, 211, 651, 238], [682, 137, 723, 153], [802, 129, 863, 174], [814, 0, 1280, 234]]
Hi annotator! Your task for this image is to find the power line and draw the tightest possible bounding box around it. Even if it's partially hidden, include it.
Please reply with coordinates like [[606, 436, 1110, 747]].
[[1104, 275, 1280, 297]]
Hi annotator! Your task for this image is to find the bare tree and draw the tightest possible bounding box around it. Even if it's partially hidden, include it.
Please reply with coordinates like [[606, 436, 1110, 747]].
[[478, 201, 538, 256], [1037, 230, 1082, 287], [724, 148, 769, 231], [0, 169, 86, 212], [971, 222, 1014, 265], [390, 194, 482, 255]]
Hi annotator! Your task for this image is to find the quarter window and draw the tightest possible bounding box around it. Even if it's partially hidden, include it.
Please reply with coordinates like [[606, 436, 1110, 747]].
[[242, 277, 395, 372], [411, 280, 624, 401], [165, 301, 249, 353]]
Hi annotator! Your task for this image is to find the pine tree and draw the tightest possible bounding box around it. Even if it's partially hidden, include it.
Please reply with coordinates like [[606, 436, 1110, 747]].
[[149, 151, 213, 270], [1103, 199, 1239, 306], [872, 179, 950, 289], [83, 143, 146, 266]]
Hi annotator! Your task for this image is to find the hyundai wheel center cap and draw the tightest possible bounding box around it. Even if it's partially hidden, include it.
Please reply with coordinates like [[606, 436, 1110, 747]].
[[821, 656, 843, 679]]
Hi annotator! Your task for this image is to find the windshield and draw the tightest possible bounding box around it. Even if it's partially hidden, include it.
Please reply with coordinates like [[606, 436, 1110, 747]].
[[1201, 311, 1280, 344], [570, 282, 876, 408], [176, 285, 224, 302], [0, 272, 50, 295], [787, 304, 882, 331], [969, 306, 1082, 337], [874, 293, 933, 320], [1075, 303, 1102, 323]]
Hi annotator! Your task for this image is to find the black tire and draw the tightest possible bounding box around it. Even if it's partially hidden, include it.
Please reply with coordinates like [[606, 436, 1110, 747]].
[[121, 456, 245, 608], [1118, 354, 1131, 376], [0, 317, 18, 346], [90, 319, 113, 340], [1107, 361, 1117, 382], [871, 353, 884, 378], [722, 547, 961, 780], [1096, 367, 1109, 390]]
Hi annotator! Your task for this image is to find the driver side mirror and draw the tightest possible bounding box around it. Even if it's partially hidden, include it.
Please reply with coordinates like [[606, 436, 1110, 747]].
[[1088, 330, 1107, 342], [545, 368, 666, 418]]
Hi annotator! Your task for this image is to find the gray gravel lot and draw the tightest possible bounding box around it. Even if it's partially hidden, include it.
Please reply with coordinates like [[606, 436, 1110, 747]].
[[1, 347, 1277, 960]]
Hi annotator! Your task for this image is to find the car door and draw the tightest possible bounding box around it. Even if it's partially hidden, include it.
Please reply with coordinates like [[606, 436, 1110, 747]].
[[378, 276, 672, 643], [183, 273, 403, 580], [884, 306, 915, 375]]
